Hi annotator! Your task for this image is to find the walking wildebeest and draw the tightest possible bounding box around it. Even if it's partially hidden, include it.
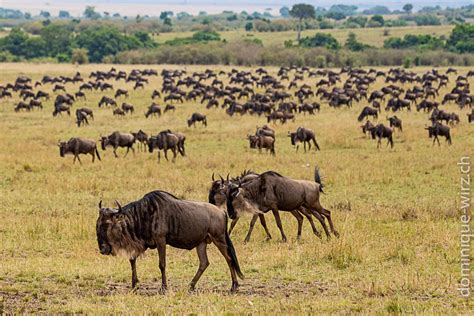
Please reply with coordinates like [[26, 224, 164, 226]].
[[96, 191, 244, 292], [369, 124, 394, 148], [188, 113, 207, 127], [100, 132, 136, 158], [208, 171, 328, 242], [357, 106, 378, 122], [425, 122, 452, 146], [58, 137, 101, 164], [131, 130, 149, 152], [288, 127, 320, 152], [387, 116, 403, 132], [76, 109, 89, 127], [225, 168, 338, 240], [148, 130, 181, 162]]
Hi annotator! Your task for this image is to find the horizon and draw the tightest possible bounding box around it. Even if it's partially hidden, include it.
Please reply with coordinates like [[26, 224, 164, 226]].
[[1, 0, 472, 17]]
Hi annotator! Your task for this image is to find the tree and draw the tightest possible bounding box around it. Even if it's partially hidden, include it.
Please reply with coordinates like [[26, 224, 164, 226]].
[[71, 48, 89, 64], [370, 15, 385, 26], [24, 12, 31, 20], [300, 33, 340, 49], [290, 3, 316, 42], [403, 4, 413, 14], [345, 32, 365, 51], [245, 22, 253, 32], [280, 6, 290, 18], [164, 17, 172, 26], [447, 24, 474, 53], [58, 10, 70, 19], [40, 24, 73, 57], [84, 6, 101, 19], [40, 11, 51, 18]]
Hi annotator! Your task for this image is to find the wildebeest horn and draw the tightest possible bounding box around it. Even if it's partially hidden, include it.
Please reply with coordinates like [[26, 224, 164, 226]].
[[212, 172, 215, 181], [99, 200, 102, 209], [226, 173, 229, 181], [219, 175, 224, 183], [115, 200, 122, 212]]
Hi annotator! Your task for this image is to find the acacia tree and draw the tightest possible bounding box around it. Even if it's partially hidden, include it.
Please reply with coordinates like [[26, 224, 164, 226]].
[[403, 4, 413, 14], [290, 3, 316, 42]]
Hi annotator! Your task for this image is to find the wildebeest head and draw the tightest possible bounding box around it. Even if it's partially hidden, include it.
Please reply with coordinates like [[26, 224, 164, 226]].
[[148, 136, 157, 153], [288, 132, 297, 145], [58, 141, 68, 157], [187, 119, 193, 127], [208, 173, 228, 207], [425, 126, 434, 138], [100, 136, 109, 150], [247, 135, 257, 148], [96, 200, 122, 256], [225, 181, 261, 220]]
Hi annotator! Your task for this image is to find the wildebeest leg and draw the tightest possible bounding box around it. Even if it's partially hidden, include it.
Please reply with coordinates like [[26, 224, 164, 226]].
[[298, 208, 322, 239], [130, 258, 139, 289], [271, 210, 287, 242], [228, 218, 239, 235], [258, 214, 272, 241], [75, 155, 82, 164], [290, 210, 304, 240], [319, 207, 339, 238], [163, 149, 169, 161], [91, 152, 95, 163], [157, 242, 167, 293], [131, 146, 135, 156], [113, 147, 119, 158], [124, 147, 130, 157], [210, 235, 239, 292], [171, 148, 177, 162], [157, 151, 161, 163], [243, 215, 259, 243], [377, 138, 381, 148], [189, 242, 209, 291], [436, 136, 441, 146]]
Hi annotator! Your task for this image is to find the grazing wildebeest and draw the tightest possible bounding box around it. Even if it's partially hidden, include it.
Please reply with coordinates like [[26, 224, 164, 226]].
[[58, 137, 101, 164], [151, 89, 161, 99], [115, 89, 129, 98], [226, 168, 338, 240], [76, 107, 94, 120], [288, 127, 320, 152], [357, 106, 379, 122], [188, 113, 207, 127], [101, 132, 136, 158], [360, 120, 375, 136], [29, 99, 43, 110], [426, 122, 452, 146], [131, 130, 149, 152], [98, 96, 117, 107], [14, 101, 31, 112], [387, 116, 403, 132], [145, 104, 162, 118], [369, 124, 394, 148], [164, 104, 176, 113], [75, 91, 86, 100], [148, 131, 180, 162], [247, 135, 275, 155], [121, 103, 135, 114], [113, 108, 126, 116], [76, 109, 90, 127], [52, 103, 71, 116], [96, 191, 244, 292]]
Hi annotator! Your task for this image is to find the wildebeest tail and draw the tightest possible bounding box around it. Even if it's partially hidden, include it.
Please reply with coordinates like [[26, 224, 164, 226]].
[[95, 147, 101, 161], [314, 166, 324, 193], [225, 217, 244, 279]]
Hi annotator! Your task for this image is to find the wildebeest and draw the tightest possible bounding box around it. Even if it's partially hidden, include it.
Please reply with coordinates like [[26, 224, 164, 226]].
[[113, 108, 126, 116], [131, 129, 149, 152], [360, 120, 375, 136], [225, 168, 338, 240], [52, 103, 71, 116], [188, 113, 207, 127], [115, 88, 129, 98], [255, 125, 275, 138], [76, 107, 94, 120], [369, 124, 394, 148], [164, 104, 176, 113], [357, 106, 378, 122], [101, 132, 136, 158], [247, 135, 275, 155], [288, 127, 320, 152], [121, 103, 135, 114], [98, 96, 117, 108], [58, 137, 101, 164], [76, 109, 90, 127], [96, 191, 244, 292], [14, 101, 31, 112], [387, 116, 403, 132], [145, 104, 162, 118], [148, 130, 180, 162], [426, 122, 452, 146]]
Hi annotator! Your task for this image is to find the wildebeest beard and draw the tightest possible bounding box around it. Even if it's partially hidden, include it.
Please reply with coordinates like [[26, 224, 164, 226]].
[[96, 207, 147, 259]]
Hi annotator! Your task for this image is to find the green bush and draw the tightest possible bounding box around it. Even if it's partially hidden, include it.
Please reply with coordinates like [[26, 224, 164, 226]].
[[300, 33, 340, 49], [71, 48, 89, 64]]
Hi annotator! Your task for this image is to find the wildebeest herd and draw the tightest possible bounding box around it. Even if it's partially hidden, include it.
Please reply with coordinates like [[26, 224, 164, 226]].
[[1, 65, 472, 292], [2, 66, 472, 164]]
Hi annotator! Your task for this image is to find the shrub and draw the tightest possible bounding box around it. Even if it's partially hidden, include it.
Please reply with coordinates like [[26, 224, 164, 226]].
[[300, 33, 340, 49], [71, 48, 89, 64]]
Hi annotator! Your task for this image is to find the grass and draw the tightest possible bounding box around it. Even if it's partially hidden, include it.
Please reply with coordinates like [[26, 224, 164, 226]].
[[0, 62, 473, 313], [154, 25, 455, 47]]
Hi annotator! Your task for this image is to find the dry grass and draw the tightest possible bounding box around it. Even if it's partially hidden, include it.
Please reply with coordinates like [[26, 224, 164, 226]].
[[0, 63, 472, 313], [154, 25, 454, 47]]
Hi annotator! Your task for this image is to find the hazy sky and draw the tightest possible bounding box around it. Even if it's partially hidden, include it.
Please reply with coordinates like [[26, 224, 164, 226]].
[[2, 0, 471, 16]]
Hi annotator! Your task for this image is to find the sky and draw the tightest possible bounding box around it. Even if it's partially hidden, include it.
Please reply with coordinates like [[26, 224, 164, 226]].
[[1, 0, 472, 16]]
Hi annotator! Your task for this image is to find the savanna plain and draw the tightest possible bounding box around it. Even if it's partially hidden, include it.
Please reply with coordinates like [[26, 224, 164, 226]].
[[0, 63, 473, 313]]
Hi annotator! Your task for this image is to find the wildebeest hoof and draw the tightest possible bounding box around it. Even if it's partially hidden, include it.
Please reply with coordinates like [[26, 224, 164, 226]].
[[159, 286, 167, 295], [230, 283, 239, 293], [334, 231, 340, 238]]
